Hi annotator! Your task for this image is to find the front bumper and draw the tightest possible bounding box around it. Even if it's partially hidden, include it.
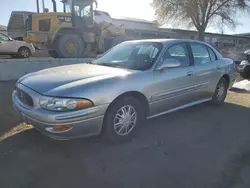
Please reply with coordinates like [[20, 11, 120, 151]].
[[12, 83, 109, 140]]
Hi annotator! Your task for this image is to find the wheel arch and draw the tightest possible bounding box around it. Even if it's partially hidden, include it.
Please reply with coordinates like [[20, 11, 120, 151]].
[[17, 46, 31, 58], [102, 91, 149, 131], [221, 74, 230, 87], [18, 46, 31, 52]]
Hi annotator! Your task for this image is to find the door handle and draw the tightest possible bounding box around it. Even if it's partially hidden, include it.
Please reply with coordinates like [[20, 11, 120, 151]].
[[187, 71, 193, 76], [216, 66, 221, 70]]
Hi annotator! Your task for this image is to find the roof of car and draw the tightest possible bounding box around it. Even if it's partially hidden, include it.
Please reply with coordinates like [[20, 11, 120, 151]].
[[125, 38, 208, 45]]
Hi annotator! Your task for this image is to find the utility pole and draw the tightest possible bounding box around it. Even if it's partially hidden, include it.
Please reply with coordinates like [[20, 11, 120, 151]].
[[36, 0, 40, 13]]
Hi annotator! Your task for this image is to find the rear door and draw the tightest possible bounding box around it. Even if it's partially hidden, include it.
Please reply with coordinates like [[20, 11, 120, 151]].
[[150, 42, 197, 116], [189, 42, 221, 99]]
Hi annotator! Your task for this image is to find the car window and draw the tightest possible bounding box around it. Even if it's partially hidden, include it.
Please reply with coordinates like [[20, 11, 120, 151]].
[[93, 42, 163, 71], [0, 34, 9, 41], [138, 45, 159, 58], [162, 43, 190, 67], [190, 43, 210, 65], [207, 47, 217, 62]]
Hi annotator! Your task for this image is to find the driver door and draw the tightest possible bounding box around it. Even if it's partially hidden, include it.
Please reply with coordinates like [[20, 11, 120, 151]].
[[149, 42, 197, 116], [0, 33, 14, 53]]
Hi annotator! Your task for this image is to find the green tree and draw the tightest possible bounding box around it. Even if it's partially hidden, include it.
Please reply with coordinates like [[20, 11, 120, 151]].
[[152, 0, 250, 41]]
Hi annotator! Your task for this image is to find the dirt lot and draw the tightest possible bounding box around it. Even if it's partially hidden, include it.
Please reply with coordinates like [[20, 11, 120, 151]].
[[1, 81, 250, 188]]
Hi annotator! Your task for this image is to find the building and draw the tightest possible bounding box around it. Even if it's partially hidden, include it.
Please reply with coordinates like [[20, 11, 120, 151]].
[[112, 17, 250, 48], [113, 17, 174, 40], [167, 29, 250, 47], [235, 33, 250, 37], [7, 11, 34, 38], [0, 25, 7, 34]]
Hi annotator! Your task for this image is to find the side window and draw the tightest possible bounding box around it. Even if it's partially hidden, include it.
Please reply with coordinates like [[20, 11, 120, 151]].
[[83, 5, 91, 17], [162, 43, 190, 67], [207, 47, 217, 62], [190, 43, 210, 65], [138, 45, 159, 58], [0, 34, 9, 41], [39, 19, 51, 32]]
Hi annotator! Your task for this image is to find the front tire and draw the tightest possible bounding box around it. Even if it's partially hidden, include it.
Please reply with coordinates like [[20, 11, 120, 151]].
[[55, 34, 84, 58], [103, 97, 144, 144], [211, 77, 228, 105], [17, 47, 31, 58]]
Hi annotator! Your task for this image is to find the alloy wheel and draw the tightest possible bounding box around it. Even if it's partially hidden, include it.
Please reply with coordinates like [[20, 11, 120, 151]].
[[113, 105, 137, 136]]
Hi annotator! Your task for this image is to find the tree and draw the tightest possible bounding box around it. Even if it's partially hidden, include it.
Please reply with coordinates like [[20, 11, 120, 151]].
[[152, 0, 250, 41]]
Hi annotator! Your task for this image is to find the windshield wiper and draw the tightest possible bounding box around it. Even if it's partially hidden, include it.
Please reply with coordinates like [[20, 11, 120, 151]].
[[99, 63, 123, 68]]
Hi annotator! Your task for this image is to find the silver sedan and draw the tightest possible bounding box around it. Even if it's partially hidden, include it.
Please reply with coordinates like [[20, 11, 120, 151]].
[[12, 39, 236, 143]]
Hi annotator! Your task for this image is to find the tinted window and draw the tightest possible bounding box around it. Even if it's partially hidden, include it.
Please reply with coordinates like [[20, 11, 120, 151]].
[[0, 33, 9, 41], [138, 45, 159, 58], [39, 19, 51, 32], [93, 42, 163, 71], [162, 43, 190, 67], [207, 47, 217, 62], [190, 43, 210, 65]]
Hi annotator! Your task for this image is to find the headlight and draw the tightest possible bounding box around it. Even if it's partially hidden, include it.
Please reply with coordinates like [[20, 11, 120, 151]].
[[39, 97, 93, 111]]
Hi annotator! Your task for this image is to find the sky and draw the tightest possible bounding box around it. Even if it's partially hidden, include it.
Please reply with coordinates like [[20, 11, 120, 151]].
[[0, 0, 249, 34]]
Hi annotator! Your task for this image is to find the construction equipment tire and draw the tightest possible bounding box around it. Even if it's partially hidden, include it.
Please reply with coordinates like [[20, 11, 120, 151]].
[[48, 50, 58, 58], [55, 34, 84, 58]]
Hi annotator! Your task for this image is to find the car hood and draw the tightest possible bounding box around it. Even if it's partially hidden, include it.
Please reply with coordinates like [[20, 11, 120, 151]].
[[14, 40, 29, 45], [19, 63, 133, 94]]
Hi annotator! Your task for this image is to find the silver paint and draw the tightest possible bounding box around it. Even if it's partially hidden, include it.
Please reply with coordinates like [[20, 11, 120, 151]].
[[12, 39, 237, 140]]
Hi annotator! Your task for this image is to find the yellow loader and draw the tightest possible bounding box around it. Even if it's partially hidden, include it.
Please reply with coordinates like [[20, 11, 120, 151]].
[[24, 0, 125, 58]]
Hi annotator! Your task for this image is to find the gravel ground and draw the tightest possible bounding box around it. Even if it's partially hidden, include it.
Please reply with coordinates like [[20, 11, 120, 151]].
[[1, 81, 250, 188]]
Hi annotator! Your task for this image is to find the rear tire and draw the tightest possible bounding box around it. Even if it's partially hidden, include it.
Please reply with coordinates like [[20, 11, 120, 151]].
[[48, 50, 58, 58], [211, 77, 228, 105], [55, 34, 84, 58], [103, 97, 145, 144], [17, 47, 31, 58]]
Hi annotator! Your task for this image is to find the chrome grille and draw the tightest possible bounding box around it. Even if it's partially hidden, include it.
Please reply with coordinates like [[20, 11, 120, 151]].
[[16, 87, 34, 107]]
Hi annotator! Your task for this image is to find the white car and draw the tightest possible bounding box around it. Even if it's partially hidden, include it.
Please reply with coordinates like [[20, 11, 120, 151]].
[[0, 33, 35, 58]]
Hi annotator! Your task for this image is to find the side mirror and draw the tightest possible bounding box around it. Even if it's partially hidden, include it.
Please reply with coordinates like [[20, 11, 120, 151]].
[[96, 53, 103, 58], [156, 58, 181, 71]]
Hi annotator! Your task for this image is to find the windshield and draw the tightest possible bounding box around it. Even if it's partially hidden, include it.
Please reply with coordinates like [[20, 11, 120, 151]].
[[93, 42, 163, 70], [65, 0, 92, 18]]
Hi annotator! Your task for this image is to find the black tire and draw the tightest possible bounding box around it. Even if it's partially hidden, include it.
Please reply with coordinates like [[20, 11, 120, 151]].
[[55, 34, 84, 58], [17, 47, 31, 58], [240, 67, 250, 79], [103, 97, 145, 144], [11, 55, 18, 58], [211, 77, 228, 105], [48, 50, 58, 58]]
